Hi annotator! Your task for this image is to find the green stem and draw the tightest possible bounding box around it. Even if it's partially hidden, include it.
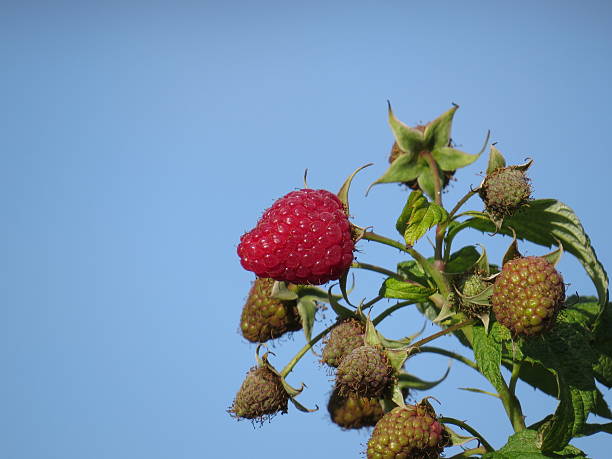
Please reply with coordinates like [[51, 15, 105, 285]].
[[415, 346, 478, 371], [280, 323, 335, 378], [509, 359, 522, 397], [406, 247, 451, 297], [449, 189, 478, 220], [361, 230, 451, 298], [372, 300, 416, 325], [362, 295, 384, 310], [439, 417, 495, 452], [351, 261, 401, 279], [361, 230, 409, 253], [410, 319, 475, 349], [422, 150, 444, 261], [497, 375, 526, 432]]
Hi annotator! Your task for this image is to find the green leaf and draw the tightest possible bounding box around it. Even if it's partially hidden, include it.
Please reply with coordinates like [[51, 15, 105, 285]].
[[296, 297, 316, 344], [387, 101, 424, 155], [482, 429, 587, 458], [446, 245, 481, 274], [473, 325, 506, 394], [486, 145, 507, 174], [433, 146, 481, 171], [593, 302, 612, 388], [368, 154, 426, 190], [379, 277, 435, 301], [521, 311, 598, 451], [396, 190, 448, 245], [423, 105, 458, 151], [417, 166, 437, 201], [397, 260, 431, 287], [460, 199, 609, 309]]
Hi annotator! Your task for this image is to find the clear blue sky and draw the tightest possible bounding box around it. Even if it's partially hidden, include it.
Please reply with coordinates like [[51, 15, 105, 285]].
[[2, 1, 611, 458]]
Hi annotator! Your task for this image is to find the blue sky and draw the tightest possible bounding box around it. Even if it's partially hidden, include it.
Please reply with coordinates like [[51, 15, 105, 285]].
[[2, 1, 611, 458]]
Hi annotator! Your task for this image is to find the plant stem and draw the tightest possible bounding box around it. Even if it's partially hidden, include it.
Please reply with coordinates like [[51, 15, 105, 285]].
[[372, 300, 416, 325], [351, 261, 401, 279], [509, 359, 522, 397], [362, 295, 383, 310], [406, 247, 452, 297], [439, 417, 495, 452], [361, 230, 409, 252], [449, 189, 478, 220], [361, 230, 451, 298], [280, 323, 335, 378], [497, 376, 526, 432], [422, 150, 445, 261], [415, 346, 479, 371], [410, 319, 475, 349]]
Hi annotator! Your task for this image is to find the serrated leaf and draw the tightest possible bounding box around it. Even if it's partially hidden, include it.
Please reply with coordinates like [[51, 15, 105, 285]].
[[396, 190, 448, 245], [593, 302, 612, 388], [296, 297, 316, 344], [482, 429, 587, 458], [487, 145, 507, 174], [433, 146, 481, 171], [459, 199, 609, 309], [387, 102, 424, 155], [473, 325, 506, 394], [380, 277, 436, 301], [446, 245, 481, 274], [521, 312, 598, 451], [423, 105, 458, 151]]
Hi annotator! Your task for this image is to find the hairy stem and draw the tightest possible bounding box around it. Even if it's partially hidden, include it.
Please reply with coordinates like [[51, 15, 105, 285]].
[[509, 359, 522, 397], [280, 323, 335, 378], [439, 417, 495, 452], [407, 247, 451, 297]]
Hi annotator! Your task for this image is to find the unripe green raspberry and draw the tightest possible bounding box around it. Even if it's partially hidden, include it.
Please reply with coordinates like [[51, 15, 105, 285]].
[[240, 278, 302, 343], [336, 345, 394, 398], [492, 256, 565, 336], [321, 318, 365, 368], [327, 388, 384, 430], [367, 402, 449, 458], [480, 167, 531, 217], [459, 274, 492, 316], [228, 366, 288, 422]]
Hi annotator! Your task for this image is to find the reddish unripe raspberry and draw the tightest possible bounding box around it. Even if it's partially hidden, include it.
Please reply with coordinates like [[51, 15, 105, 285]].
[[321, 318, 365, 368], [237, 189, 355, 285], [240, 278, 302, 343], [492, 256, 565, 336], [367, 404, 448, 458]]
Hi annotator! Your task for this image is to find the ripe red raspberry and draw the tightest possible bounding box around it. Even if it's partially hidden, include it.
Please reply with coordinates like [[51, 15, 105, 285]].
[[237, 189, 355, 285]]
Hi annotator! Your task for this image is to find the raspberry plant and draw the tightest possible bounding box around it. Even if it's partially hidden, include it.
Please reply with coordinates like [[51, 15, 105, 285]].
[[230, 104, 611, 458]]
